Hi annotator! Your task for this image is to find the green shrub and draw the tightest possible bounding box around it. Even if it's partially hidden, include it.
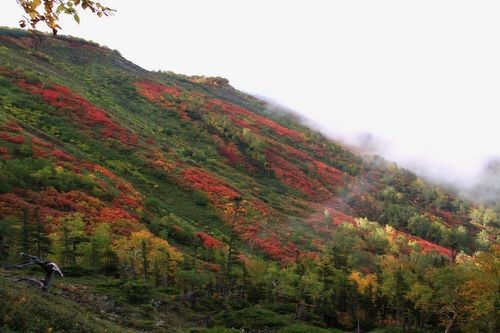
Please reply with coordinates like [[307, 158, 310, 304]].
[[213, 306, 287, 330], [278, 323, 344, 333], [62, 265, 96, 277], [0, 277, 129, 332], [191, 327, 240, 333], [120, 281, 152, 304]]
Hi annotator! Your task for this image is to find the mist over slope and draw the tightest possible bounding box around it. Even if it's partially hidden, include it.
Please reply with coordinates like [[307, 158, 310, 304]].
[[0, 28, 497, 333], [466, 158, 500, 206], [300, 121, 500, 205]]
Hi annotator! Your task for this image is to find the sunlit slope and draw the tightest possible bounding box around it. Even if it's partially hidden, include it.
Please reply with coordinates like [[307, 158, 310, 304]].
[[0, 27, 480, 265]]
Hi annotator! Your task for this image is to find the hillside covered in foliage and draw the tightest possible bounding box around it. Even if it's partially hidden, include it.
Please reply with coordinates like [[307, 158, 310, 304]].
[[0, 28, 498, 333]]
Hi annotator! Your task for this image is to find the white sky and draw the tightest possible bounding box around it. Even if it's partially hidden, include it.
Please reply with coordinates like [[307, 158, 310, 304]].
[[1, 1, 500, 187]]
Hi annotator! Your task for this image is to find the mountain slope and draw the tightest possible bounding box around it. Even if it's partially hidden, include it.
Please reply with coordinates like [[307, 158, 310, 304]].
[[0, 28, 497, 333]]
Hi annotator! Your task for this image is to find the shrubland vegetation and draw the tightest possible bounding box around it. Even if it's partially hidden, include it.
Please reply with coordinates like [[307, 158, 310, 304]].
[[0, 28, 498, 332]]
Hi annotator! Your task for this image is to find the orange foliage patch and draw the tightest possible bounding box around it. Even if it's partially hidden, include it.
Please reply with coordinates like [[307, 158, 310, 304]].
[[406, 233, 453, 258], [135, 80, 181, 100], [312, 160, 345, 189], [97, 206, 136, 223], [135, 80, 190, 119], [2, 121, 22, 133], [201, 261, 222, 272], [83, 163, 143, 206], [208, 98, 305, 142], [0, 131, 25, 144], [51, 149, 77, 162], [303, 206, 356, 236], [0, 193, 34, 214], [183, 167, 239, 202], [196, 232, 225, 250], [0, 192, 63, 222], [429, 208, 464, 227], [266, 150, 329, 199], [16, 80, 138, 145], [267, 139, 347, 191], [215, 137, 247, 167], [239, 225, 299, 262]]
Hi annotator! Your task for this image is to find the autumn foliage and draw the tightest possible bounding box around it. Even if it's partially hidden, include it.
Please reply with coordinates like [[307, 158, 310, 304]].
[[207, 98, 305, 141], [0, 32, 495, 333], [266, 150, 329, 199], [0, 131, 25, 144], [16, 80, 138, 145], [183, 167, 239, 202], [196, 232, 225, 250], [135, 80, 190, 119]]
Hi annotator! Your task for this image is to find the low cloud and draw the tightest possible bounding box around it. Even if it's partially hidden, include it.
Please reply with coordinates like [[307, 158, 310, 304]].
[[465, 159, 500, 205], [262, 98, 500, 205]]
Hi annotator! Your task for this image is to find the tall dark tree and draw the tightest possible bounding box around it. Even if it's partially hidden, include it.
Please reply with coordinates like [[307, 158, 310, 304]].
[[31, 207, 50, 259], [20, 208, 32, 254]]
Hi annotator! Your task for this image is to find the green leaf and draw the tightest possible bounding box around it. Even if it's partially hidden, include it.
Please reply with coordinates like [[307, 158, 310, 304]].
[[73, 14, 80, 24]]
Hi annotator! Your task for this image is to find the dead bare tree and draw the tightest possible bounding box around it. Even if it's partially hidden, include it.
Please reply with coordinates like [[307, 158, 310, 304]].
[[14, 252, 63, 291]]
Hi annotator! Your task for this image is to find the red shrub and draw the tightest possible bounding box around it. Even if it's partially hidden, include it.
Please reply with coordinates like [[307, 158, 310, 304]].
[[197, 232, 225, 250], [32, 146, 48, 158], [83, 163, 143, 205], [313, 161, 345, 188], [183, 167, 239, 201], [135, 80, 181, 100], [428, 208, 463, 227], [406, 233, 453, 258], [247, 199, 272, 216], [18, 188, 142, 235], [266, 150, 329, 199], [255, 236, 285, 260], [202, 261, 221, 272], [300, 252, 318, 260], [51, 149, 77, 162], [136, 80, 305, 141], [135, 81, 191, 119], [269, 140, 311, 161], [328, 208, 356, 226], [0, 132, 25, 144], [216, 138, 246, 166], [0, 36, 37, 49], [112, 192, 142, 210], [238, 224, 298, 262], [32, 136, 52, 148], [15, 81, 138, 146], [0, 190, 65, 222], [2, 121, 22, 133], [98, 206, 137, 223], [106, 218, 143, 236], [207, 99, 305, 141], [0, 193, 33, 213]]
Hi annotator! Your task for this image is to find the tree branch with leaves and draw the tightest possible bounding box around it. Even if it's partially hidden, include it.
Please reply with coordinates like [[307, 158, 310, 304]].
[[17, 0, 114, 35]]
